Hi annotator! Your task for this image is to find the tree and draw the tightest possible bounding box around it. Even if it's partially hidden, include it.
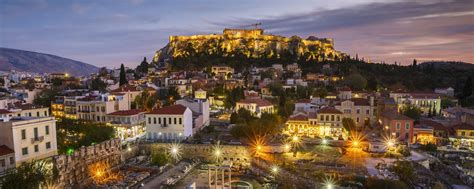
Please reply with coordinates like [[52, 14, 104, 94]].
[[98, 67, 108, 77], [390, 160, 415, 186], [90, 77, 107, 92], [462, 76, 472, 98], [400, 104, 421, 120], [0, 160, 57, 189], [412, 59, 417, 67], [366, 76, 378, 91], [342, 118, 356, 133], [56, 118, 115, 154], [33, 88, 60, 108], [151, 150, 171, 166], [344, 73, 367, 90], [136, 57, 149, 74], [119, 64, 127, 86]]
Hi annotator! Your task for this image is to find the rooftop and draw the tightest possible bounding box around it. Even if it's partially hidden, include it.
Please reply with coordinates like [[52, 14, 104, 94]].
[[147, 104, 188, 115], [237, 98, 273, 107], [107, 109, 145, 116], [381, 110, 413, 121], [0, 145, 14, 156], [317, 107, 342, 114]]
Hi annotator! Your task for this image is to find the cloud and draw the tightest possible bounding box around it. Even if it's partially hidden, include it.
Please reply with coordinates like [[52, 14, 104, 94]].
[[211, 0, 474, 64]]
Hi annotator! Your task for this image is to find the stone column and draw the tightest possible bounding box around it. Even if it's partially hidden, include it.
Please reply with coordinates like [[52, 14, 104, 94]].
[[208, 167, 211, 187], [215, 168, 218, 189], [228, 168, 231, 189], [221, 169, 224, 188]]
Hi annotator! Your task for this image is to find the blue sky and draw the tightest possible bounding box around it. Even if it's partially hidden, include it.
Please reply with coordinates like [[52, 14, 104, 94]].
[[1, 0, 473, 68]]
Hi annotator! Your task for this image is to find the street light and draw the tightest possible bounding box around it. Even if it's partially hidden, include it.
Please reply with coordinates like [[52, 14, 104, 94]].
[[168, 142, 182, 162], [271, 165, 279, 176], [322, 138, 328, 145], [292, 136, 299, 143], [284, 143, 291, 151]]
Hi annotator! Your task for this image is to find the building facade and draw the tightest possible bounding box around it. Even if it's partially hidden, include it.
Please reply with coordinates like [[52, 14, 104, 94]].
[[146, 105, 193, 141], [0, 117, 58, 166], [107, 109, 146, 141], [235, 98, 274, 117], [380, 111, 414, 143]]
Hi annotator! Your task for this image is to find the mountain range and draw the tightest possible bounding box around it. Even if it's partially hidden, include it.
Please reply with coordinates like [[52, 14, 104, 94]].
[[0, 47, 98, 76]]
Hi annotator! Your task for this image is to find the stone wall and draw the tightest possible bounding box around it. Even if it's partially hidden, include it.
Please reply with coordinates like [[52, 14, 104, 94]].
[[141, 143, 252, 163], [52, 138, 122, 188]]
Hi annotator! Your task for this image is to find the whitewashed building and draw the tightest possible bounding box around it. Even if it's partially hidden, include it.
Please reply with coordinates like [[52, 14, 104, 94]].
[[145, 104, 193, 141]]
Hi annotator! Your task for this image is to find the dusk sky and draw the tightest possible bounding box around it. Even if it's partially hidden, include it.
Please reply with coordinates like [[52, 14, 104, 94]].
[[1, 0, 473, 68]]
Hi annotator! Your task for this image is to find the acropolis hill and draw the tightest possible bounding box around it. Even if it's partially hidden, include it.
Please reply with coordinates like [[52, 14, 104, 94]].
[[152, 28, 347, 64]]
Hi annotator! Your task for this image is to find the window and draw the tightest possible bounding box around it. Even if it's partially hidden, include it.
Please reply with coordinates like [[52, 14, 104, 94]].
[[44, 111, 48, 116], [461, 131, 465, 136], [148, 117, 151, 124], [396, 123, 401, 130], [366, 109, 370, 114], [320, 115, 324, 121], [37, 112, 40, 117], [179, 118, 182, 124], [45, 125, 50, 135], [158, 117, 161, 124], [169, 118, 172, 124], [337, 116, 340, 121], [34, 145, 39, 152], [21, 129, 26, 140], [405, 123, 410, 130], [101, 107, 105, 112], [96, 107, 99, 112], [153, 118, 156, 124], [356, 109, 360, 114], [344, 109, 351, 114], [96, 116, 100, 122], [326, 115, 329, 121], [174, 118, 177, 124], [22, 147, 28, 155], [356, 117, 360, 123], [46, 142, 51, 149], [9, 157, 14, 165], [29, 112, 32, 117], [34, 127, 38, 138], [0, 159, 4, 167], [331, 115, 334, 121]]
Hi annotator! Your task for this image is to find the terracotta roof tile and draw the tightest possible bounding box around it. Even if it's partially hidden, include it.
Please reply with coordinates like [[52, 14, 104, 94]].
[[296, 99, 312, 103], [381, 110, 413, 120], [111, 84, 140, 92], [0, 109, 12, 114], [147, 104, 188, 115], [288, 114, 308, 121], [107, 109, 145, 116], [317, 107, 342, 114], [237, 98, 273, 107], [0, 145, 14, 156]]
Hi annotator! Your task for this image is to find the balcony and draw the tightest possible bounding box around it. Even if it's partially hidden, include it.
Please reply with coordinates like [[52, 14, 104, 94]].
[[31, 136, 44, 144]]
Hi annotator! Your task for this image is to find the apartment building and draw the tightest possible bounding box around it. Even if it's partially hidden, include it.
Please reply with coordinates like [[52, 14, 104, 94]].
[[76, 94, 128, 122], [0, 117, 57, 166]]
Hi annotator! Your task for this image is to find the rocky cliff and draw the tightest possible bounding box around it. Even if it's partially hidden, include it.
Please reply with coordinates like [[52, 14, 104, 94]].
[[152, 28, 347, 64]]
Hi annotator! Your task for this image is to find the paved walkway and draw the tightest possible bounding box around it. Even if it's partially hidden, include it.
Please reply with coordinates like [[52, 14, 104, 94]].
[[141, 162, 187, 189]]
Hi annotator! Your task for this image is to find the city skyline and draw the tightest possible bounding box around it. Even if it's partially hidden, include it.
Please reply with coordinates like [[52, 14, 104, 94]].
[[1, 0, 473, 68]]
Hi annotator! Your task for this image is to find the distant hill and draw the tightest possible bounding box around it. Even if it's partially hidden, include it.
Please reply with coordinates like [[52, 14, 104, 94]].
[[0, 47, 98, 76], [419, 61, 474, 70]]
